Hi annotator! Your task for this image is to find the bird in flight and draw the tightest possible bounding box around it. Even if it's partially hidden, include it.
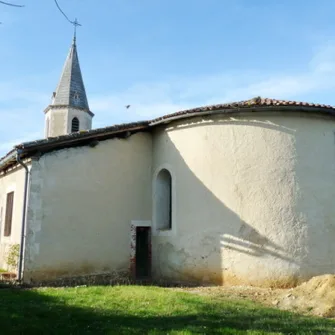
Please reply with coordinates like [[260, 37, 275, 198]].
[[125, 105, 131, 109]]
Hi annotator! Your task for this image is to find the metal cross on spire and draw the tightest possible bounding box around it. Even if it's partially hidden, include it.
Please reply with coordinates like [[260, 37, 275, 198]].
[[73, 18, 81, 42], [54, 1, 82, 41]]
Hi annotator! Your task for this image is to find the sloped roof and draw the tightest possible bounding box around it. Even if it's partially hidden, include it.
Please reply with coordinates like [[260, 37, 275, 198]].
[[17, 121, 149, 151], [151, 97, 335, 123], [2, 96, 335, 172], [45, 37, 91, 115]]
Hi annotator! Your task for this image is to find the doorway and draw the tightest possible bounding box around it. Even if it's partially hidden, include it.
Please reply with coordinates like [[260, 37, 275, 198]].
[[135, 227, 151, 278]]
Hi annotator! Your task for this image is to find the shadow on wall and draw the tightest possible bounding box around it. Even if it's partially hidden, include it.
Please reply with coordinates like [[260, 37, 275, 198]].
[[291, 115, 335, 278], [152, 114, 315, 287]]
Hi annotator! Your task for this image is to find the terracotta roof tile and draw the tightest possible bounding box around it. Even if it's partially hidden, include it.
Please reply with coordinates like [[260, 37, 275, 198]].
[[150, 97, 335, 123]]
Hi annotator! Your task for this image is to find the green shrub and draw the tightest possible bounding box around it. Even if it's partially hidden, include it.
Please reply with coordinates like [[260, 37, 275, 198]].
[[6, 244, 20, 270]]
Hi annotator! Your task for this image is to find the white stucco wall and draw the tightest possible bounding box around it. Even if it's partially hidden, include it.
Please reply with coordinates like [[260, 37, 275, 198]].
[[152, 112, 335, 287], [45, 108, 67, 137], [24, 132, 152, 283], [0, 166, 27, 270]]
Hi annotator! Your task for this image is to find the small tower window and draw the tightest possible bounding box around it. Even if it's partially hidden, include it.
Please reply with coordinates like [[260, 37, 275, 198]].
[[71, 117, 80, 132], [73, 92, 80, 102], [155, 169, 172, 230]]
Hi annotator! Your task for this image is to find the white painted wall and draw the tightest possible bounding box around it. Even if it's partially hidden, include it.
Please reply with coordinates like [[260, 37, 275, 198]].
[[152, 112, 335, 287], [45, 117, 50, 138], [0, 167, 27, 270], [24, 132, 152, 283], [45, 108, 67, 137]]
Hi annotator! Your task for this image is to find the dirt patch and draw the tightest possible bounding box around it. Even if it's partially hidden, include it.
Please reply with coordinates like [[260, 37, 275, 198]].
[[172, 274, 335, 318], [172, 285, 285, 308], [277, 274, 335, 318]]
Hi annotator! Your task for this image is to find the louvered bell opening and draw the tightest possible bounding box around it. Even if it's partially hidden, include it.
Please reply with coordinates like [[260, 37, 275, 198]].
[[71, 117, 80, 132]]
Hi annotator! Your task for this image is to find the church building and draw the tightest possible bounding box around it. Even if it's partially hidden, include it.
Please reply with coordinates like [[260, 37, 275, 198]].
[[1, 36, 335, 287]]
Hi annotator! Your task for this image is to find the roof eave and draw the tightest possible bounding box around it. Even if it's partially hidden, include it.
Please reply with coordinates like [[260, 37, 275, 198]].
[[149, 105, 335, 126], [16, 123, 149, 155], [0, 150, 17, 173], [44, 105, 95, 117]]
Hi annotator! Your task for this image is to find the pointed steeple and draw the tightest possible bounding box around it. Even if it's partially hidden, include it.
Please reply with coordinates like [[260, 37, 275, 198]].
[[44, 36, 94, 138], [50, 37, 91, 112]]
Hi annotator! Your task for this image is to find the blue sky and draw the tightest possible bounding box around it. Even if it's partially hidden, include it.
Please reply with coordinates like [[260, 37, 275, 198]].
[[1, 0, 335, 156]]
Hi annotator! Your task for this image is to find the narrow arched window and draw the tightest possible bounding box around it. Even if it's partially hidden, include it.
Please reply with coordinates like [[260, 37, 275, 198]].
[[155, 169, 172, 230], [71, 117, 80, 132]]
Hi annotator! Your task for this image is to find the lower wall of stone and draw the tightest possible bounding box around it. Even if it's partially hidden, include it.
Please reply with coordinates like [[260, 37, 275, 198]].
[[151, 262, 309, 289], [23, 270, 131, 287], [23, 269, 307, 289]]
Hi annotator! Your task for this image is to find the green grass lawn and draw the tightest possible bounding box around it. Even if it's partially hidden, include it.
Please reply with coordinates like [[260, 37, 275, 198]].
[[0, 285, 334, 334]]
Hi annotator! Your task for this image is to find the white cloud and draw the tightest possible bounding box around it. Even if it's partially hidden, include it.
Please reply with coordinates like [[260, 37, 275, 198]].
[[0, 86, 46, 156], [2, 42, 335, 157], [91, 42, 335, 127], [0, 131, 42, 157]]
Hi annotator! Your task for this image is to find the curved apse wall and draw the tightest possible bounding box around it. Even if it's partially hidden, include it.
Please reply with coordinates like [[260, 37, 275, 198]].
[[151, 112, 335, 287]]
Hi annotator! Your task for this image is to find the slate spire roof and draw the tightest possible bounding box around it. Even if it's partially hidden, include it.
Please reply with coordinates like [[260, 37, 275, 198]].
[[46, 36, 91, 113]]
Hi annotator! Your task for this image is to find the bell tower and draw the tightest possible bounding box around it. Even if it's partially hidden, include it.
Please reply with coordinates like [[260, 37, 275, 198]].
[[44, 36, 94, 138]]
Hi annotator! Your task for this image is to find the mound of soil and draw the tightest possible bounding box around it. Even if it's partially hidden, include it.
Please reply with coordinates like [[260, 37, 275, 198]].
[[277, 275, 335, 317]]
